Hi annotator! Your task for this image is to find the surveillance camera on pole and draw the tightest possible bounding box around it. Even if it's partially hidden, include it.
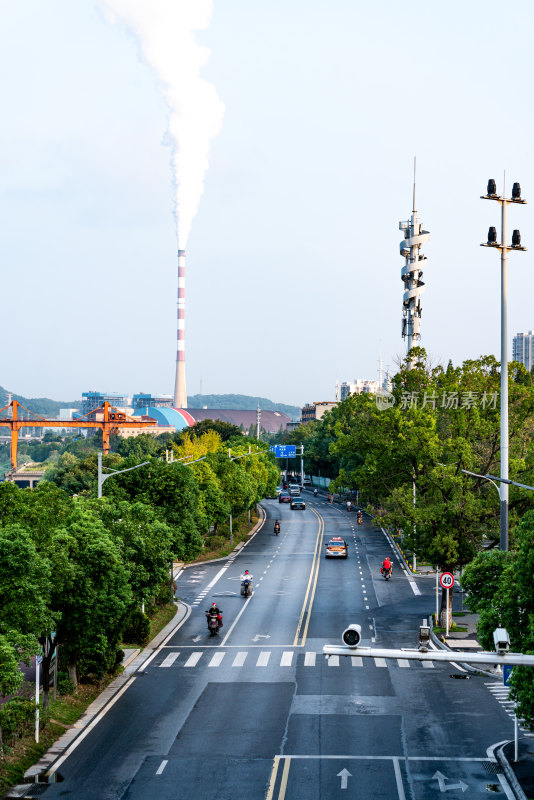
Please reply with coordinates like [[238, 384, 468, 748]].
[[493, 628, 511, 654], [419, 622, 431, 651], [342, 624, 362, 648]]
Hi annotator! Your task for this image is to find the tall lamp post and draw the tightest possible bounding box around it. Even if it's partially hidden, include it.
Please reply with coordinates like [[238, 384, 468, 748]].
[[481, 177, 527, 550]]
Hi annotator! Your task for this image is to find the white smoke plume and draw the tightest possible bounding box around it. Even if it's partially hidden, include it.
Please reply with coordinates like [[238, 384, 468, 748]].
[[101, 0, 225, 248]]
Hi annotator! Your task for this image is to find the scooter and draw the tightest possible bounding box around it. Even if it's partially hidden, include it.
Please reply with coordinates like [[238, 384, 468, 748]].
[[206, 612, 222, 635], [274, 522, 280, 535], [357, 512, 362, 525], [313, 489, 318, 497], [380, 566, 392, 581], [241, 578, 252, 597]]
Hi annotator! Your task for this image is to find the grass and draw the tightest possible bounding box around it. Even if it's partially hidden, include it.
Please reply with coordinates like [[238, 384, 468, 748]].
[[433, 625, 469, 634], [192, 511, 259, 563], [0, 678, 116, 794]]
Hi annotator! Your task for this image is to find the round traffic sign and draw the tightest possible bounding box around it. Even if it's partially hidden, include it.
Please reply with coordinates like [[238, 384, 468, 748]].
[[440, 571, 455, 589]]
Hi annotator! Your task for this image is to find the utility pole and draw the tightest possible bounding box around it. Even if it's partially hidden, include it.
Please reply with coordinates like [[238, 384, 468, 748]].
[[481, 177, 527, 550]]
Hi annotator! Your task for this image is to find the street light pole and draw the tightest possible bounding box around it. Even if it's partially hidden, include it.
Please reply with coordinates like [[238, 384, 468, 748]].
[[481, 177, 527, 551]]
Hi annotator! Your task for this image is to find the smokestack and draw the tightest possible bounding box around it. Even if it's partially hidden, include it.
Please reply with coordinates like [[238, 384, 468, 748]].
[[173, 249, 187, 408]]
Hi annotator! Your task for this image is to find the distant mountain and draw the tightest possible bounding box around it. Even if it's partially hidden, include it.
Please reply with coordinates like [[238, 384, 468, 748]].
[[187, 394, 300, 421], [0, 386, 78, 418]]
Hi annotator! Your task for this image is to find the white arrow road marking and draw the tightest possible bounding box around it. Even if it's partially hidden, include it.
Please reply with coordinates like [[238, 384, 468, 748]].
[[252, 634, 271, 642], [337, 768, 352, 789], [192, 636, 201, 642], [433, 771, 468, 792]]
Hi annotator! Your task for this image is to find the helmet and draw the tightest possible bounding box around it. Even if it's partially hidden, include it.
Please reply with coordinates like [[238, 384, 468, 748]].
[[212, 602, 217, 607], [245, 570, 249, 574]]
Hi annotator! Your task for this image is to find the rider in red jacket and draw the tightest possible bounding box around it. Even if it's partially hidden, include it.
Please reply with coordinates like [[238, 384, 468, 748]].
[[382, 557, 392, 574]]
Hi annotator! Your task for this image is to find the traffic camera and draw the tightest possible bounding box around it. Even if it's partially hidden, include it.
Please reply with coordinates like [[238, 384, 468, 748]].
[[342, 624, 362, 648], [493, 628, 510, 654], [419, 623, 431, 651]]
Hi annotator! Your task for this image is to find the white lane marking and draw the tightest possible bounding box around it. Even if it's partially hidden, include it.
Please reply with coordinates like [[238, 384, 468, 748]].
[[208, 652, 226, 667], [232, 651, 248, 667], [160, 652, 180, 668], [280, 651, 293, 667], [156, 760, 168, 775], [374, 658, 387, 667], [257, 651, 271, 667], [204, 565, 230, 592], [220, 594, 254, 646], [422, 661, 434, 668], [351, 656, 363, 667], [393, 757, 406, 800], [184, 652, 203, 668], [397, 659, 410, 668], [328, 656, 339, 667], [304, 652, 316, 666]]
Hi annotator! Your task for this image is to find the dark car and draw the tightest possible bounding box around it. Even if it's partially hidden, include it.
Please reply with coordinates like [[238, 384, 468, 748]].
[[279, 491, 291, 504], [325, 537, 348, 558], [290, 497, 306, 510]]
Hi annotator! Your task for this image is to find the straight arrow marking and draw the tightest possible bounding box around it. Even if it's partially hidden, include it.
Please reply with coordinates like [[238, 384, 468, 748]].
[[337, 768, 352, 789]]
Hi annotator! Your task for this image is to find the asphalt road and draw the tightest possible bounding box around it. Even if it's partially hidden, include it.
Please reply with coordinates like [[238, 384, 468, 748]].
[[36, 494, 518, 799]]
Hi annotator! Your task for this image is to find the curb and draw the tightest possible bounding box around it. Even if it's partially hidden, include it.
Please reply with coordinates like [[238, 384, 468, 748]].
[[495, 743, 528, 800], [429, 629, 497, 679], [15, 600, 191, 788]]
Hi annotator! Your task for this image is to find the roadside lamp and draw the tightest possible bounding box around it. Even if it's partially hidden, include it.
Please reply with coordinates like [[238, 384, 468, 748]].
[[487, 178, 497, 196], [512, 229, 522, 247], [488, 226, 497, 244], [512, 182, 521, 200]]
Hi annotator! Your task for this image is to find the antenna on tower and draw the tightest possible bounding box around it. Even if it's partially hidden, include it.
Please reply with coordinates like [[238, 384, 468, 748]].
[[412, 156, 417, 213]]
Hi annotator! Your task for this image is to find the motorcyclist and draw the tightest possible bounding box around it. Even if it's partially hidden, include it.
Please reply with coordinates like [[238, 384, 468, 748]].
[[381, 557, 392, 576], [346, 500, 352, 512], [206, 602, 222, 626], [313, 488, 318, 497], [241, 569, 253, 583], [274, 520, 280, 534], [357, 510, 362, 524]]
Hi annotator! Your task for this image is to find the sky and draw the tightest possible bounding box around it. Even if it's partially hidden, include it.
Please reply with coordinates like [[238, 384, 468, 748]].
[[2, 0, 534, 407]]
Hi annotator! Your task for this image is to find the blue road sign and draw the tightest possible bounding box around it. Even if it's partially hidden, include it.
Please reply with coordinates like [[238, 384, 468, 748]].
[[270, 445, 296, 458], [504, 664, 513, 686]]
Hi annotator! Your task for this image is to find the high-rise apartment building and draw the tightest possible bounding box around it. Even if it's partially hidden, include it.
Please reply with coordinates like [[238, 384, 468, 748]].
[[513, 331, 534, 372]]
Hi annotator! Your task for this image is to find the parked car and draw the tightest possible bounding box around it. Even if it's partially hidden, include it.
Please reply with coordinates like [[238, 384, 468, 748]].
[[290, 497, 306, 510]]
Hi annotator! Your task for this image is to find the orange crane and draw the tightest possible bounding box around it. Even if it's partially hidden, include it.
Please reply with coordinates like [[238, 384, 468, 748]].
[[0, 401, 157, 469]]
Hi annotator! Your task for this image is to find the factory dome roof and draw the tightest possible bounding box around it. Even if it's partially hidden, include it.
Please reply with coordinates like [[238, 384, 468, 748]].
[[132, 406, 191, 430]]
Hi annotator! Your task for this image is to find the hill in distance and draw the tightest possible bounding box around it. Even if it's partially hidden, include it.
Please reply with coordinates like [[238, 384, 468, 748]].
[[187, 394, 300, 421], [0, 386, 78, 418], [0, 386, 301, 422]]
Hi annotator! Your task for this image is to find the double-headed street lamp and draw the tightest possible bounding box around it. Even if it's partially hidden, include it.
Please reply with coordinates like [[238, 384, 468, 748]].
[[481, 178, 527, 551]]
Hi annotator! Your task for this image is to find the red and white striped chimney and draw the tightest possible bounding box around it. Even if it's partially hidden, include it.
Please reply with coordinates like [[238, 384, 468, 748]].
[[173, 249, 187, 408]]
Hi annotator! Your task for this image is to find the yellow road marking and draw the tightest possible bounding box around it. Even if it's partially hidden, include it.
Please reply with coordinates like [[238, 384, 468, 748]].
[[293, 507, 323, 646], [278, 757, 291, 799], [265, 757, 280, 800]]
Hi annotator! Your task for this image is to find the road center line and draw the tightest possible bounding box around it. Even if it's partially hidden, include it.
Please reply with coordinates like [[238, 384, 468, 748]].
[[156, 760, 168, 775], [220, 594, 253, 646]]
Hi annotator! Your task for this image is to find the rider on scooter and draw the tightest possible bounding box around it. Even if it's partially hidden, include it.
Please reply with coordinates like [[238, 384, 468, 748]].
[[381, 557, 392, 576]]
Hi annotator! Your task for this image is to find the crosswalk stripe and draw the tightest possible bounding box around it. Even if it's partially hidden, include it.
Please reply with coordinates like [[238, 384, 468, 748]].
[[374, 658, 387, 667], [232, 652, 247, 667], [208, 652, 225, 667], [304, 652, 316, 667], [257, 651, 270, 667], [184, 652, 203, 668], [160, 652, 179, 668], [280, 651, 293, 667], [422, 661, 434, 668], [328, 656, 339, 667], [351, 656, 363, 667], [397, 659, 410, 668]]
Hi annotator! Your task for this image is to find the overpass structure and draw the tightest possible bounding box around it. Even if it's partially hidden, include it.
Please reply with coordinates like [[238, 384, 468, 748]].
[[0, 401, 157, 469]]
